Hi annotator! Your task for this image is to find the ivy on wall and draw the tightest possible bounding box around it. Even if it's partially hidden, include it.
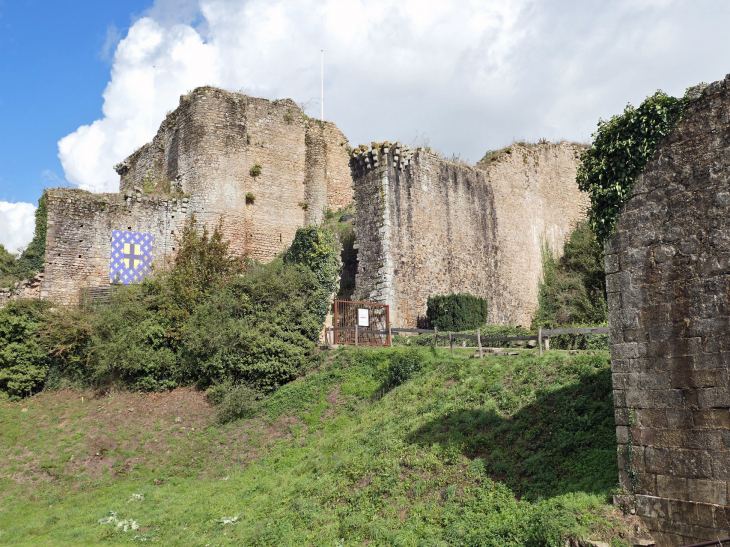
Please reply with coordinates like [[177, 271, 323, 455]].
[[577, 91, 687, 244]]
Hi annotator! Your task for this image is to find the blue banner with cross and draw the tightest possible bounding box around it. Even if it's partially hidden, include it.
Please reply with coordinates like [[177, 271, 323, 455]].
[[109, 230, 154, 285]]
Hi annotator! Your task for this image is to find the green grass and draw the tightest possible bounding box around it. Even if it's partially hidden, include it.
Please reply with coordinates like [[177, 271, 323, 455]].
[[0, 348, 632, 546]]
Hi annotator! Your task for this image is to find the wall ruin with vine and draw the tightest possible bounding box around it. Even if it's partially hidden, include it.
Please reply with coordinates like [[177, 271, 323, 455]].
[[607, 76, 730, 546]]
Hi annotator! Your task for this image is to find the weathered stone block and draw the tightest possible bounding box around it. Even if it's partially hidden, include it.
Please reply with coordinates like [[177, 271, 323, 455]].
[[686, 478, 727, 505]]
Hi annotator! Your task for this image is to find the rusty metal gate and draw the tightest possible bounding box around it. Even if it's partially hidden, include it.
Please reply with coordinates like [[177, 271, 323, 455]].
[[333, 300, 390, 346]]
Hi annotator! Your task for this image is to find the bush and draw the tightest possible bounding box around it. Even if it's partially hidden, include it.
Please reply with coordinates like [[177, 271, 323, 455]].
[[180, 260, 321, 391], [0, 300, 51, 399], [533, 222, 607, 329], [426, 293, 489, 331], [284, 226, 339, 322], [213, 384, 261, 424], [385, 348, 423, 388], [249, 164, 262, 177], [88, 286, 180, 391]]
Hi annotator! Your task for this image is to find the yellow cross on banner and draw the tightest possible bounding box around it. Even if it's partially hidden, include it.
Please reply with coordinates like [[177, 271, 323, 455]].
[[123, 243, 143, 269]]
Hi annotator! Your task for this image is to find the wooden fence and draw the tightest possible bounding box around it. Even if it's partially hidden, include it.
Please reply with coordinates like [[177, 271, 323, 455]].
[[324, 325, 609, 357]]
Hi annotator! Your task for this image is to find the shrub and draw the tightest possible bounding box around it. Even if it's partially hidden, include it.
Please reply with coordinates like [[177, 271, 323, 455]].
[[426, 293, 489, 331], [245, 192, 255, 204], [159, 217, 246, 315], [284, 226, 339, 322], [385, 348, 423, 388], [0, 300, 51, 399], [179, 260, 322, 391], [533, 222, 607, 329], [87, 286, 180, 391], [40, 306, 93, 385], [214, 384, 261, 424], [249, 164, 262, 177]]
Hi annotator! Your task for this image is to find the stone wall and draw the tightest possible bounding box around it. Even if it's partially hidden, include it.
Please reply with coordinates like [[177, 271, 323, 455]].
[[352, 141, 587, 327], [0, 273, 44, 308], [607, 75, 730, 546], [42, 87, 354, 304], [42, 188, 189, 305]]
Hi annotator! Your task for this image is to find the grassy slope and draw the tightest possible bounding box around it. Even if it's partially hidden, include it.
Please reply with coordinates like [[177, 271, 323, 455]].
[[0, 348, 638, 546]]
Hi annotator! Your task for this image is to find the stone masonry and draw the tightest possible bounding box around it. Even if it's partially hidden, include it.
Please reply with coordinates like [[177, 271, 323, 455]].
[[606, 75, 730, 546], [41, 87, 353, 304], [351, 141, 588, 327]]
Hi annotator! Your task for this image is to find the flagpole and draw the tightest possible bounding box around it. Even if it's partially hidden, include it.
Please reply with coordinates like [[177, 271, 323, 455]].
[[321, 50, 324, 122]]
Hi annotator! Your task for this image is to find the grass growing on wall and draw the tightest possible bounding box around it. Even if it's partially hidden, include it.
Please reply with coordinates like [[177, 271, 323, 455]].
[[0, 347, 636, 546]]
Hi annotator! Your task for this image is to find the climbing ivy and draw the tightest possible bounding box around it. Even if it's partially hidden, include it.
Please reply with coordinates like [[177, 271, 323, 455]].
[[577, 91, 687, 244]]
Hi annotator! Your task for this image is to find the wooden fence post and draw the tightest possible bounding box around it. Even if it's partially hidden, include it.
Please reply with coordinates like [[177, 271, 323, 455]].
[[355, 324, 359, 346], [433, 327, 438, 348], [538, 326, 542, 356], [477, 328, 483, 358], [449, 331, 454, 358]]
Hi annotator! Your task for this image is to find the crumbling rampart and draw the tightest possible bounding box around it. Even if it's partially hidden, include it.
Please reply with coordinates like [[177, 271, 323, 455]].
[[607, 75, 730, 546], [41, 87, 354, 304], [351, 141, 588, 327]]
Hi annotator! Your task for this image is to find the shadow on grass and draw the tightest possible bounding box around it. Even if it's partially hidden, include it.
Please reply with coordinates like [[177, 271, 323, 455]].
[[405, 366, 617, 501]]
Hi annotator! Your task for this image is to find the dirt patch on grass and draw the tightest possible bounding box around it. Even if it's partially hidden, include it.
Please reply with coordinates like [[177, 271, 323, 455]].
[[0, 386, 310, 489]]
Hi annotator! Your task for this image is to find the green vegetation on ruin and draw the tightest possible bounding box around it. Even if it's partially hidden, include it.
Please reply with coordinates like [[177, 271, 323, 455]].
[[0, 192, 48, 288], [0, 219, 339, 400], [532, 221, 609, 350], [0, 346, 642, 546], [577, 90, 688, 244], [322, 203, 357, 301]]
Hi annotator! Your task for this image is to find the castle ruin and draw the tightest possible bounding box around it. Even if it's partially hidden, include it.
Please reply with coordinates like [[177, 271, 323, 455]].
[[32, 86, 588, 327], [351, 141, 588, 327], [40, 87, 352, 304]]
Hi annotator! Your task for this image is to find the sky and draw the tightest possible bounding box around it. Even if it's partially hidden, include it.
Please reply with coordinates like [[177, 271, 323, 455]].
[[2, 0, 730, 253]]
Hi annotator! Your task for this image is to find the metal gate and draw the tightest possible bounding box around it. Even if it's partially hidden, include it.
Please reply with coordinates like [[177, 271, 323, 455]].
[[333, 300, 390, 346]]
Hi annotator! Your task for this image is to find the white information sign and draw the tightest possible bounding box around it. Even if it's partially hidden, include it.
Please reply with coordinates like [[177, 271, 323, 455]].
[[357, 308, 370, 327]]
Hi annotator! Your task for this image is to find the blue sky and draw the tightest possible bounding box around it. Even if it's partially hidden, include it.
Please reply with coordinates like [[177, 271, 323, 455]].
[[2, 0, 730, 253], [0, 0, 150, 205]]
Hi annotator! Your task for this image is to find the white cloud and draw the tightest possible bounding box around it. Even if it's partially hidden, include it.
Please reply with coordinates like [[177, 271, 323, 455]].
[[59, 0, 730, 190], [0, 201, 36, 255]]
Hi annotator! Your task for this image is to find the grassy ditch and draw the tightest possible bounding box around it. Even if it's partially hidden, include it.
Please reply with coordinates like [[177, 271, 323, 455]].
[[0, 347, 639, 546]]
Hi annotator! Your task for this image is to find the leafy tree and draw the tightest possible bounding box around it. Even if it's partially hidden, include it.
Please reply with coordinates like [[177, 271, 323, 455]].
[[577, 91, 686, 243]]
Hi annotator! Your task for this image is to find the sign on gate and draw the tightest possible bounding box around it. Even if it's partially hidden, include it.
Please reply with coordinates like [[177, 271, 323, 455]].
[[357, 308, 369, 327], [333, 300, 390, 346]]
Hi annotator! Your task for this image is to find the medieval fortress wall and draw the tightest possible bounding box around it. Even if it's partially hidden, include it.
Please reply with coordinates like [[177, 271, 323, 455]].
[[35, 85, 588, 327], [351, 142, 588, 327], [40, 87, 353, 304]]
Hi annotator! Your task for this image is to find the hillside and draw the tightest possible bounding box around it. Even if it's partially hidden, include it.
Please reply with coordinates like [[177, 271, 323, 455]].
[[0, 347, 645, 546]]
